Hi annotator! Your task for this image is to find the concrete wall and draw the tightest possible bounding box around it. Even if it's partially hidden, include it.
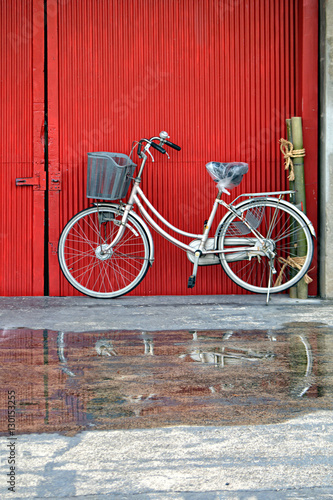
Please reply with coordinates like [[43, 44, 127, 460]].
[[319, 0, 333, 298]]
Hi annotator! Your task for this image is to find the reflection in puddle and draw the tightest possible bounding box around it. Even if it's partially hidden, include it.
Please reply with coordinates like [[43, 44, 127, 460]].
[[0, 324, 332, 435]]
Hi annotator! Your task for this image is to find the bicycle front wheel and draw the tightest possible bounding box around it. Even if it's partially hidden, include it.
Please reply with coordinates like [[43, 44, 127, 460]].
[[58, 206, 150, 298], [218, 199, 314, 294]]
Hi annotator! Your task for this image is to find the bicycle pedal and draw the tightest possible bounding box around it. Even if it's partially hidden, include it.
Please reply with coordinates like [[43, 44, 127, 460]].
[[187, 275, 196, 288]]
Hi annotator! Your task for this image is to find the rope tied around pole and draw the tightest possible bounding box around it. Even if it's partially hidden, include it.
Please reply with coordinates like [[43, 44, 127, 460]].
[[279, 138, 306, 181], [274, 256, 313, 287]]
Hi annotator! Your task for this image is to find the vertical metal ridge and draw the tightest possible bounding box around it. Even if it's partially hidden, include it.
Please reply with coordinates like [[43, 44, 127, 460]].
[[0, 0, 43, 295], [46, 0, 317, 297]]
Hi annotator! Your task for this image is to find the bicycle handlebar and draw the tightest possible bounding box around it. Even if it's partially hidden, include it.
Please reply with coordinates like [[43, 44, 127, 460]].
[[150, 142, 166, 154], [137, 132, 181, 158], [138, 138, 165, 156], [164, 139, 181, 151]]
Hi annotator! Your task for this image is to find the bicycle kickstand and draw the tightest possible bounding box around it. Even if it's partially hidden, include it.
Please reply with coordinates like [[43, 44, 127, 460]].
[[266, 257, 277, 305], [188, 251, 201, 289], [266, 271, 272, 305]]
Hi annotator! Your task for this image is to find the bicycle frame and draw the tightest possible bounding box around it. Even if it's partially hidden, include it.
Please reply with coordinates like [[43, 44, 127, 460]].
[[102, 176, 295, 259]]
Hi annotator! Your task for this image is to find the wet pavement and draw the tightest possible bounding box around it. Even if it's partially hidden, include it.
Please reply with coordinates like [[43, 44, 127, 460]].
[[0, 323, 332, 436], [0, 295, 333, 498]]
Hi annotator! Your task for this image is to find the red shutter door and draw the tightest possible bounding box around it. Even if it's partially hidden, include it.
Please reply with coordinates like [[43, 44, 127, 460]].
[[48, 0, 318, 297], [0, 0, 45, 295]]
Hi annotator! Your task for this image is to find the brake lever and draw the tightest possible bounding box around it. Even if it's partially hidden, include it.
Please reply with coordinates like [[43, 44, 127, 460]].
[[156, 139, 169, 158], [146, 147, 155, 162], [160, 144, 170, 159]]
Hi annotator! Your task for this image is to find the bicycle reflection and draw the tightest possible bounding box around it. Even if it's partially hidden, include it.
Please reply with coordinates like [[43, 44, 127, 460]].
[[0, 326, 329, 435], [57, 329, 314, 396]]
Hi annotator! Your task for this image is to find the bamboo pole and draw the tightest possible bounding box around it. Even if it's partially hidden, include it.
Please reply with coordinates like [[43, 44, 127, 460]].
[[286, 119, 297, 299], [290, 117, 308, 299], [291, 117, 307, 213]]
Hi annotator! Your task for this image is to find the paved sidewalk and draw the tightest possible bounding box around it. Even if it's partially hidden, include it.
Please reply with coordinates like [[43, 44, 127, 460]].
[[0, 295, 332, 332], [0, 411, 333, 499]]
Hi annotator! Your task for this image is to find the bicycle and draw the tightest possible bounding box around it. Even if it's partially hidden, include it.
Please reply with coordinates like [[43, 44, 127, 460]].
[[58, 131, 315, 303]]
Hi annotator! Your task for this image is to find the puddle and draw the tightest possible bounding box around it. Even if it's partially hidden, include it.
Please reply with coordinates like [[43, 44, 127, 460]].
[[0, 323, 332, 435]]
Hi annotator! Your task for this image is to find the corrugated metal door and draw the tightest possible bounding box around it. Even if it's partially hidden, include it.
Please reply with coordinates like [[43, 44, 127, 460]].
[[0, 0, 46, 295], [47, 0, 318, 297]]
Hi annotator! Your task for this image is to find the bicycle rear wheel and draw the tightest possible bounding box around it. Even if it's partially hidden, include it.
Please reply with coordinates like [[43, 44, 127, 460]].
[[58, 206, 150, 298], [218, 199, 314, 293]]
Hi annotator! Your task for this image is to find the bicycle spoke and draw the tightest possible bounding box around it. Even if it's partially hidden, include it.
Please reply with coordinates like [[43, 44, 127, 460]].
[[58, 207, 150, 298], [219, 200, 313, 293]]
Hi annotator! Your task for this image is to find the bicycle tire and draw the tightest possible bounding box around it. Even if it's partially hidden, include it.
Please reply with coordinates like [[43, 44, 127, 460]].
[[217, 199, 314, 293], [58, 206, 150, 298]]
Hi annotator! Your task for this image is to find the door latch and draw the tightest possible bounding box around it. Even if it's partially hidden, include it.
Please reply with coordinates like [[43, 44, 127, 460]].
[[16, 172, 46, 191]]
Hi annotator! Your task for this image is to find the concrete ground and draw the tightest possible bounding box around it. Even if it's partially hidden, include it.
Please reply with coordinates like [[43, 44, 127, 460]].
[[0, 294, 332, 332], [0, 295, 333, 499]]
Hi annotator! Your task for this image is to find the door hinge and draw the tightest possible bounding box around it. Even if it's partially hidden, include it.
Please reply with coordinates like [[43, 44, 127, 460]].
[[16, 172, 46, 191]]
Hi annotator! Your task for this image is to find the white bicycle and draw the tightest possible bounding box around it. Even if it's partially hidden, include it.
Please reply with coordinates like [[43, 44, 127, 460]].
[[58, 131, 315, 301]]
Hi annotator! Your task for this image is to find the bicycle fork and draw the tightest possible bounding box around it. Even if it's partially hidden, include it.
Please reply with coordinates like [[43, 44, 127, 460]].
[[98, 184, 139, 256]]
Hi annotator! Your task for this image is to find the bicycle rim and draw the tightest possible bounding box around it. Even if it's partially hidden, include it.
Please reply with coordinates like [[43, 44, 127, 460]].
[[58, 206, 150, 298], [218, 199, 314, 293]]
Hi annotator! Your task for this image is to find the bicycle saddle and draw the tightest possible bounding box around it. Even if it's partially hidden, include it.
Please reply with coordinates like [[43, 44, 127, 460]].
[[206, 161, 249, 194]]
